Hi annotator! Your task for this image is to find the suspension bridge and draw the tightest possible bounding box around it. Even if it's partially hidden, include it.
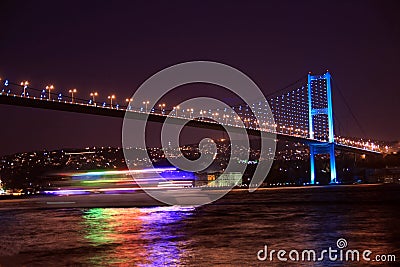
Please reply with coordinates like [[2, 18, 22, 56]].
[[0, 72, 384, 185]]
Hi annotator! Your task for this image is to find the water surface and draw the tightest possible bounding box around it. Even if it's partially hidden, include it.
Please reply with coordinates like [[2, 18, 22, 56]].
[[0, 185, 399, 266]]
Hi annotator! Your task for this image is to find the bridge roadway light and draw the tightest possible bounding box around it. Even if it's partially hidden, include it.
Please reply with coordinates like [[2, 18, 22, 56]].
[[108, 94, 116, 108], [243, 118, 250, 128], [223, 114, 229, 124], [234, 116, 238, 126], [90, 92, 98, 105], [253, 119, 259, 128], [20, 81, 29, 97], [187, 108, 194, 118], [46, 85, 54, 100], [173, 106, 180, 117], [158, 103, 166, 115], [125, 98, 133, 110], [143, 101, 149, 113], [69, 89, 77, 103], [262, 122, 267, 131]]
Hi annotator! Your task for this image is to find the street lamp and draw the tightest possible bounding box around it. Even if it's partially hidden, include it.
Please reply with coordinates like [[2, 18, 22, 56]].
[[20, 81, 29, 97], [143, 101, 149, 113], [173, 106, 180, 117], [253, 119, 259, 129], [158, 103, 166, 115], [46, 85, 54, 100], [69, 89, 77, 103], [223, 114, 229, 124], [126, 98, 133, 110], [108, 95, 116, 108], [187, 108, 194, 119], [233, 116, 241, 126], [90, 92, 98, 105], [212, 112, 219, 121], [244, 118, 250, 128]]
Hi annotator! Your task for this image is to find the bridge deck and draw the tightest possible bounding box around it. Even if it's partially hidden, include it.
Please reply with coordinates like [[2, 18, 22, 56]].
[[0, 94, 380, 155]]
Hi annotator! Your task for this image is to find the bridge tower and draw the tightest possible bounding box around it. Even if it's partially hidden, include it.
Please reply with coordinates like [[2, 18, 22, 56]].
[[307, 71, 337, 184]]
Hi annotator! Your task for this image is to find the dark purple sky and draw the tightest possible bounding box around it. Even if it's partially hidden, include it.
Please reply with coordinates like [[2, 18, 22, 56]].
[[0, 0, 399, 156]]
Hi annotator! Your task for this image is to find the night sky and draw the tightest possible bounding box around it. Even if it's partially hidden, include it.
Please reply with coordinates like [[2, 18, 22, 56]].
[[0, 0, 399, 156]]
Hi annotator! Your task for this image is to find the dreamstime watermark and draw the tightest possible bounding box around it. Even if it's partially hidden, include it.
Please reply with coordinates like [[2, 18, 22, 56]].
[[257, 238, 396, 263], [122, 61, 276, 206]]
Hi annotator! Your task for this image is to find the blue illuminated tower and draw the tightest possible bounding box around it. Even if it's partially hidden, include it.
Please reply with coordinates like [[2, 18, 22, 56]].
[[307, 71, 337, 184]]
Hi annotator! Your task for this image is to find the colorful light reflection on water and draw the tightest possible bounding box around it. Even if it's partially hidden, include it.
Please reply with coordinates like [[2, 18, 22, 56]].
[[82, 206, 195, 266]]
